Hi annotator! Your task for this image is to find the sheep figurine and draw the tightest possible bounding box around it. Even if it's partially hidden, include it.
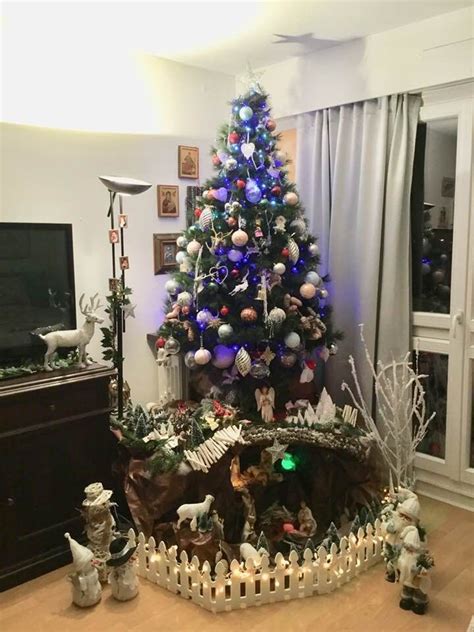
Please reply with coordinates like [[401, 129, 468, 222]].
[[176, 494, 215, 531]]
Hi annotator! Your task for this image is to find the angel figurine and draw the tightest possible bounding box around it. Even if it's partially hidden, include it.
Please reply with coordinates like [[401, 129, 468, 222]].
[[255, 386, 275, 423]]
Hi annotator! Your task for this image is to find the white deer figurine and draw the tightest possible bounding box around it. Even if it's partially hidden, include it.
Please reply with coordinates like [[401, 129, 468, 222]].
[[39, 293, 104, 371]]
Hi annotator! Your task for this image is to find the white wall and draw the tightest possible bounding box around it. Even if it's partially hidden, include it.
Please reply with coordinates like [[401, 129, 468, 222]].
[[257, 7, 474, 118], [0, 122, 217, 405]]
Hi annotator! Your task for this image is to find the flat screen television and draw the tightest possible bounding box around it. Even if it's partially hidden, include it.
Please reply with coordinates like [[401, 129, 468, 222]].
[[0, 222, 76, 366]]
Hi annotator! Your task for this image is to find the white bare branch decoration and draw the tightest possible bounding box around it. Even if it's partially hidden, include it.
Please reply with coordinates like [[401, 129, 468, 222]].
[[341, 325, 435, 488]]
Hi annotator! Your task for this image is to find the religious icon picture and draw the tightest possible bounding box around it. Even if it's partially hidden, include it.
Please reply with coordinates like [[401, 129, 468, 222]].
[[108, 278, 122, 292], [178, 145, 199, 179], [119, 214, 128, 228], [119, 256, 129, 270], [109, 229, 120, 244], [157, 185, 179, 218], [153, 233, 180, 275]]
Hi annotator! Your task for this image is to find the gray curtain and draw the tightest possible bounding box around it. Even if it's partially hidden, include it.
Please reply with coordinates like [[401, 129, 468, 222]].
[[297, 94, 421, 406]]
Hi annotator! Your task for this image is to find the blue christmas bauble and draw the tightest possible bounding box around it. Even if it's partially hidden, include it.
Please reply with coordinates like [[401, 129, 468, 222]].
[[196, 309, 213, 326], [212, 344, 236, 369], [228, 249, 243, 263], [239, 105, 254, 121], [245, 179, 262, 204]]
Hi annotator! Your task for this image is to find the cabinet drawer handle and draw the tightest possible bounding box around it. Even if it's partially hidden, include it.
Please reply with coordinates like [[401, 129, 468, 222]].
[[49, 403, 56, 412]]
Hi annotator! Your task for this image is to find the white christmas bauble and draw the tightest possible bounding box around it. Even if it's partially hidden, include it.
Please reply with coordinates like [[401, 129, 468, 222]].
[[199, 206, 213, 231], [235, 347, 251, 376], [284, 192, 299, 206], [165, 279, 179, 294], [176, 235, 188, 248], [231, 229, 249, 247], [300, 283, 317, 299], [196, 309, 213, 326], [194, 348, 212, 365], [284, 332, 301, 349], [175, 251, 187, 264], [239, 105, 253, 121], [212, 345, 236, 369], [273, 262, 286, 275], [305, 271, 321, 286], [228, 249, 243, 263], [217, 149, 229, 163], [187, 240, 202, 256], [268, 307, 286, 325], [218, 323, 233, 339], [184, 351, 197, 369], [308, 243, 319, 257], [177, 291, 193, 307]]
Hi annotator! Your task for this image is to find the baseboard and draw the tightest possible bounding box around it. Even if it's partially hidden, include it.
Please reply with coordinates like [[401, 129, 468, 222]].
[[0, 545, 70, 592], [416, 480, 474, 511]]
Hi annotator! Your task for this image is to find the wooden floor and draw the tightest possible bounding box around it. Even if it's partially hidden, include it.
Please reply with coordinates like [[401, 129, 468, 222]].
[[1, 496, 473, 632]]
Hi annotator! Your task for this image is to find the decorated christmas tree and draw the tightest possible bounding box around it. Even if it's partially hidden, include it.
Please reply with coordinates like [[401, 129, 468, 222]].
[[157, 75, 340, 416]]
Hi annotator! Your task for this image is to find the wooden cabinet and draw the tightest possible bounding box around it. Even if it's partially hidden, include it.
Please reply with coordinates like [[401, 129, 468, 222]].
[[0, 364, 116, 590]]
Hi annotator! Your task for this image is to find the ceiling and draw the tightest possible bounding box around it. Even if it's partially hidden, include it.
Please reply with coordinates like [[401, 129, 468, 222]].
[[3, 1, 472, 75]]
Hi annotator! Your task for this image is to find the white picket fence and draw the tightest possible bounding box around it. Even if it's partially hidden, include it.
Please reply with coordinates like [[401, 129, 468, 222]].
[[128, 520, 384, 613]]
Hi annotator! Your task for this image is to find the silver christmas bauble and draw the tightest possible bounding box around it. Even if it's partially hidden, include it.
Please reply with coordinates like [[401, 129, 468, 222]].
[[308, 243, 319, 257], [268, 307, 286, 325], [225, 158, 238, 171], [212, 345, 236, 369], [239, 105, 253, 121], [177, 291, 193, 307], [228, 248, 243, 263], [290, 219, 306, 236], [280, 350, 297, 367], [164, 336, 180, 355], [176, 235, 188, 248], [218, 323, 234, 339], [328, 343, 338, 355], [319, 288, 329, 299], [250, 360, 270, 379], [165, 279, 179, 295], [175, 251, 187, 264], [196, 309, 213, 326], [305, 271, 321, 286], [184, 351, 197, 369], [273, 262, 286, 275]]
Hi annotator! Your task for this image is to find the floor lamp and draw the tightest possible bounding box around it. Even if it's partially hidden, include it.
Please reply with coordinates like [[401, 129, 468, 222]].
[[99, 175, 151, 419]]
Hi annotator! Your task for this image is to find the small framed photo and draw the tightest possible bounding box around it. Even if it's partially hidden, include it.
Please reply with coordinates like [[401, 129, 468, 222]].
[[157, 185, 179, 218], [119, 256, 129, 270], [109, 278, 122, 292], [178, 145, 199, 179], [119, 214, 128, 228], [109, 229, 120, 244], [154, 233, 180, 275]]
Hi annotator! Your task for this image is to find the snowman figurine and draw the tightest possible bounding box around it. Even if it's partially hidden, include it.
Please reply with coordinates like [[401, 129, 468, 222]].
[[106, 536, 139, 601], [64, 532, 102, 608]]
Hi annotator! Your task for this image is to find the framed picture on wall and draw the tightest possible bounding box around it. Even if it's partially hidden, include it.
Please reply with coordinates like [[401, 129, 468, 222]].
[[153, 233, 180, 275], [157, 185, 179, 218], [178, 145, 199, 179]]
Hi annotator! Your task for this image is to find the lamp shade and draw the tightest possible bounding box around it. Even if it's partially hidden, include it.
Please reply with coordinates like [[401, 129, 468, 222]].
[[99, 175, 152, 196]]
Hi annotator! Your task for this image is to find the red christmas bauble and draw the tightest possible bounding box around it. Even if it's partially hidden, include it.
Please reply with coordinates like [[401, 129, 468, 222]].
[[155, 337, 166, 349], [194, 208, 202, 218], [271, 185, 282, 196], [241, 307, 258, 322], [212, 154, 221, 166], [231, 268, 240, 279], [228, 131, 240, 144], [227, 217, 238, 227], [306, 359, 316, 370], [266, 119, 277, 132], [181, 306, 190, 316], [283, 522, 296, 533], [220, 306, 230, 316], [281, 247, 289, 257], [236, 179, 246, 190]]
